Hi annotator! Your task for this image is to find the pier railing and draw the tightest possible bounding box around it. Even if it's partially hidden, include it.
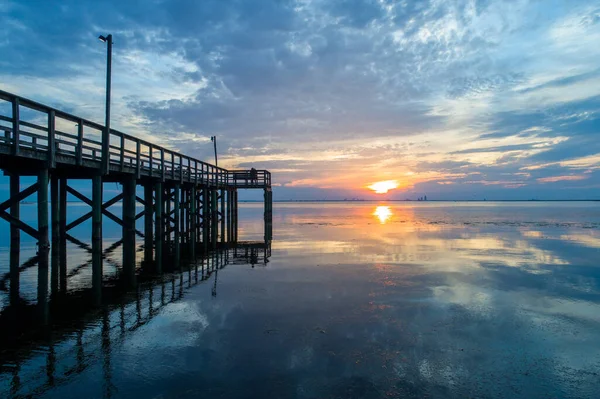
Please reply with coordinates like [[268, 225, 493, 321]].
[[0, 90, 270, 188]]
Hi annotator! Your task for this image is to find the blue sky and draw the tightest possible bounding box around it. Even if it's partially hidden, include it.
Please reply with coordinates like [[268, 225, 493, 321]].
[[1, 0, 600, 200]]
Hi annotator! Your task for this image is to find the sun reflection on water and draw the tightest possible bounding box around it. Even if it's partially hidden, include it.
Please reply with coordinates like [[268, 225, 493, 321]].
[[373, 205, 392, 224]]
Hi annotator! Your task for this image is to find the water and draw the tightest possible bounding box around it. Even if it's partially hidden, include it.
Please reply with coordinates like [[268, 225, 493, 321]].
[[1, 201, 599, 398]]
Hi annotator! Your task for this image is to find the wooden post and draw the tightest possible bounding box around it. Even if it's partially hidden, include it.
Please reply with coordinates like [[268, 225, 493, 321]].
[[122, 177, 137, 286], [233, 190, 238, 242], [165, 186, 171, 255], [174, 184, 181, 268], [136, 140, 141, 178], [161, 149, 165, 182], [59, 178, 67, 292], [211, 189, 218, 248], [225, 189, 230, 242], [9, 174, 20, 305], [120, 134, 125, 171], [144, 183, 153, 265], [190, 186, 197, 260], [228, 189, 233, 242], [48, 110, 56, 168], [265, 189, 273, 242], [12, 97, 20, 155], [149, 145, 154, 177], [154, 182, 163, 273], [50, 174, 59, 295], [220, 189, 225, 243], [37, 168, 49, 321], [92, 174, 103, 303], [180, 188, 187, 247], [76, 120, 83, 166], [202, 188, 209, 253]]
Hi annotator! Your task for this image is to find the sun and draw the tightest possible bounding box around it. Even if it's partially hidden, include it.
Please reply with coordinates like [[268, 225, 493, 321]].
[[367, 180, 399, 194]]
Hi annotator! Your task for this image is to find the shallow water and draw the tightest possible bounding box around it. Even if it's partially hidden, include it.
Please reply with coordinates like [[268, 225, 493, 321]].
[[1, 201, 600, 398]]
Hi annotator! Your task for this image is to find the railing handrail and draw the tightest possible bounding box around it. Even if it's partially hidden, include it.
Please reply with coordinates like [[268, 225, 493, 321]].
[[0, 89, 270, 187]]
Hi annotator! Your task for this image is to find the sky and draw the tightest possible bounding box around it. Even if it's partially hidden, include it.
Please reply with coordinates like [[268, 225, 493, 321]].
[[1, 0, 600, 200]]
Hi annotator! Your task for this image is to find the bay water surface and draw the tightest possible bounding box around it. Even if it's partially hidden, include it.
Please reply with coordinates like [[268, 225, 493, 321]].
[[0, 201, 599, 398]]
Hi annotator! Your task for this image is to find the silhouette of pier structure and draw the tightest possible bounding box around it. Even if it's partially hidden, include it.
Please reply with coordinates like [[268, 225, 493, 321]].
[[0, 89, 273, 306]]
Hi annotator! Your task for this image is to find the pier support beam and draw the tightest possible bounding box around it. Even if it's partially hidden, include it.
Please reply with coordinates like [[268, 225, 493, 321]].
[[59, 178, 67, 292], [202, 188, 209, 252], [122, 177, 137, 286], [190, 187, 197, 259], [144, 183, 153, 265], [91, 174, 103, 303], [264, 189, 273, 242], [9, 174, 20, 305], [220, 189, 225, 243], [51, 174, 59, 295], [211, 189, 218, 248], [165, 186, 171, 255], [154, 182, 163, 273], [232, 190, 238, 243], [174, 184, 181, 268], [37, 169, 49, 322]]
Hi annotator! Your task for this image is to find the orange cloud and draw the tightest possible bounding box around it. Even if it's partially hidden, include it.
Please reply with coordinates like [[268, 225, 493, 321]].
[[537, 175, 587, 183]]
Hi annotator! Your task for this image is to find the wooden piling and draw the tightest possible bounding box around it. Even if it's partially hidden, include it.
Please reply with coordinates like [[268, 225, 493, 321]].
[[144, 183, 154, 265], [59, 178, 67, 292], [220, 189, 225, 243], [50, 174, 59, 295], [202, 188, 209, 253], [154, 182, 163, 273], [91, 174, 103, 302], [211, 189, 218, 248], [165, 186, 171, 255], [122, 177, 136, 286], [190, 187, 197, 259], [174, 184, 181, 268], [37, 169, 49, 321]]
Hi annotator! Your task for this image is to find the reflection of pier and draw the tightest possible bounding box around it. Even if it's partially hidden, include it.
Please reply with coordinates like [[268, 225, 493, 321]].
[[0, 89, 273, 307], [0, 241, 271, 398]]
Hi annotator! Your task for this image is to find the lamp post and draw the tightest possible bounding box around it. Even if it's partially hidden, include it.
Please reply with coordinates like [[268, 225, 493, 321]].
[[98, 34, 112, 175], [211, 136, 218, 167]]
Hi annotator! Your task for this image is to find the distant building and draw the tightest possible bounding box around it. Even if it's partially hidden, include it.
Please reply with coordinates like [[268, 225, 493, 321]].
[[424, 195, 427, 201]]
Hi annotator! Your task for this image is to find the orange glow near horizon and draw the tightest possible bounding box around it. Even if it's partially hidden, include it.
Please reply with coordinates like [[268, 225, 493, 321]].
[[368, 180, 399, 194], [373, 206, 392, 224]]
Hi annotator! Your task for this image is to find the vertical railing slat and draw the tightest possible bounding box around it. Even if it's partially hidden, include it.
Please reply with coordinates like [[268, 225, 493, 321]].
[[179, 155, 183, 183], [76, 120, 83, 165], [161, 149, 165, 182], [149, 144, 153, 178], [136, 140, 141, 178], [120, 134, 125, 171], [48, 110, 56, 168], [12, 97, 20, 155], [171, 152, 175, 179]]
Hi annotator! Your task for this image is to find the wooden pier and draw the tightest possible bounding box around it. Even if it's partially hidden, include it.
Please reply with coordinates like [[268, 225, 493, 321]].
[[0, 89, 273, 304]]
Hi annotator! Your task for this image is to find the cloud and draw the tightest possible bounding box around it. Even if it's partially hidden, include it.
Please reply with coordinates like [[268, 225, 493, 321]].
[[1, 0, 600, 199], [537, 175, 588, 183]]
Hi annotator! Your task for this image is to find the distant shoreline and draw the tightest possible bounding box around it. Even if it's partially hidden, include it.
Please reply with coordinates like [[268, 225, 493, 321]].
[[239, 199, 600, 203]]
